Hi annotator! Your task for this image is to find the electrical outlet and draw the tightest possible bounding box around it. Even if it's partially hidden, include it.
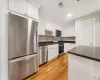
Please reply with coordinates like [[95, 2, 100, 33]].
[[92, 73, 100, 80]]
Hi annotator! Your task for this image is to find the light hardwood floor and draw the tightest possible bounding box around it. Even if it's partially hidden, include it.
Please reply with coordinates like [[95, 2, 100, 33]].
[[26, 54, 68, 80]]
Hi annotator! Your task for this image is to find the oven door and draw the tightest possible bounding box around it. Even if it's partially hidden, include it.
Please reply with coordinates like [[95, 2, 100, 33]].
[[59, 44, 64, 54]]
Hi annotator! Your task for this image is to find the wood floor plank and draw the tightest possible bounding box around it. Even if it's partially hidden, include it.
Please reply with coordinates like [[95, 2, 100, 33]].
[[26, 54, 68, 80]]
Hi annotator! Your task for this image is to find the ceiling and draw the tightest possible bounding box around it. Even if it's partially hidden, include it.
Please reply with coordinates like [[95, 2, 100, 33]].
[[29, 0, 100, 27]]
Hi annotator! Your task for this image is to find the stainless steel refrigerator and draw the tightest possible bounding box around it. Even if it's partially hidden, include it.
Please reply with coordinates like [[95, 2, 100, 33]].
[[8, 13, 38, 80]]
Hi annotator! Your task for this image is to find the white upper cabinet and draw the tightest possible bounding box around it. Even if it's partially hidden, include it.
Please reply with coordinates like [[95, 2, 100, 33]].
[[38, 25, 45, 35], [26, 1, 38, 20], [38, 17, 46, 35], [8, 0, 26, 15], [8, 0, 38, 20]]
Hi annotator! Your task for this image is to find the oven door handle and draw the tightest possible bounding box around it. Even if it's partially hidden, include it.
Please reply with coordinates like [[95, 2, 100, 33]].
[[59, 45, 64, 46]]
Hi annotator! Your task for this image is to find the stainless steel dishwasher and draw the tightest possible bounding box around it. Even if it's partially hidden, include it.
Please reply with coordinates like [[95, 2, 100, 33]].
[[39, 46, 48, 65]]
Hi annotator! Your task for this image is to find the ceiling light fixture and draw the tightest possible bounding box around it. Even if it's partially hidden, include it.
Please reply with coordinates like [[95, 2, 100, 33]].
[[67, 14, 72, 18], [58, 2, 63, 7]]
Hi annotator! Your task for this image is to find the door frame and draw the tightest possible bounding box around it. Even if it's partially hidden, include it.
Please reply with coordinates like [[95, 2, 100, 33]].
[[76, 18, 95, 46]]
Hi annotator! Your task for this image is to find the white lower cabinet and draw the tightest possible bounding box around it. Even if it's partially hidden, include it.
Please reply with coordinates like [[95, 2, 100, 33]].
[[48, 44, 58, 61], [64, 43, 75, 53]]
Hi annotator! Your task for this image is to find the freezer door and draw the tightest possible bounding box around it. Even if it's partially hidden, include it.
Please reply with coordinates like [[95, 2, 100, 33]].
[[27, 19, 38, 54], [8, 13, 28, 59], [8, 54, 38, 80]]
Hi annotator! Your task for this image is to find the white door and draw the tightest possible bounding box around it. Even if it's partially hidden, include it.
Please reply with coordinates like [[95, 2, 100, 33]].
[[27, 1, 38, 20], [77, 19, 94, 46], [8, 0, 26, 15]]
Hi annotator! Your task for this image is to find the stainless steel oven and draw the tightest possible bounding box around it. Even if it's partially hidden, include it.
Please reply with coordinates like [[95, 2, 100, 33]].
[[58, 41, 64, 55]]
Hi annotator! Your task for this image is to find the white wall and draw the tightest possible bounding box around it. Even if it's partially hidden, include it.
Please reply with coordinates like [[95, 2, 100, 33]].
[[62, 22, 75, 37], [0, 0, 8, 80], [38, 16, 63, 36]]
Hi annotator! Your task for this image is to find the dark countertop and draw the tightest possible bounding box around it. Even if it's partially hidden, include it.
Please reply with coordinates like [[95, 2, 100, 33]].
[[38, 40, 75, 46], [58, 40, 75, 43], [39, 41, 58, 46], [67, 45, 100, 62]]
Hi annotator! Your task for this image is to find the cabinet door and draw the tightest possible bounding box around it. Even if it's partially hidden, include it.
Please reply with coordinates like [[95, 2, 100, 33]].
[[53, 44, 59, 58], [48, 45, 53, 61], [8, 0, 26, 15], [64, 43, 75, 53], [64, 43, 70, 53], [69, 44, 76, 50], [38, 17, 45, 35], [48, 44, 58, 61], [38, 26, 45, 35], [27, 1, 38, 20]]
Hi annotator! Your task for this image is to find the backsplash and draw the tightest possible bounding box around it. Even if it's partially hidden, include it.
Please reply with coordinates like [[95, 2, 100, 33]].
[[38, 35, 47, 41], [38, 35, 75, 42], [38, 35, 61, 41], [62, 37, 75, 41]]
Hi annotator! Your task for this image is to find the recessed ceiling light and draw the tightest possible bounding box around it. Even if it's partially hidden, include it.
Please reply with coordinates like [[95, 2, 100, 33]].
[[67, 14, 72, 17]]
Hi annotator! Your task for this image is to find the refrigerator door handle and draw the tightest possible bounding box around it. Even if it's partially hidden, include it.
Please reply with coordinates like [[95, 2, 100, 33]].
[[9, 57, 25, 63], [24, 54, 38, 61], [9, 54, 38, 63]]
